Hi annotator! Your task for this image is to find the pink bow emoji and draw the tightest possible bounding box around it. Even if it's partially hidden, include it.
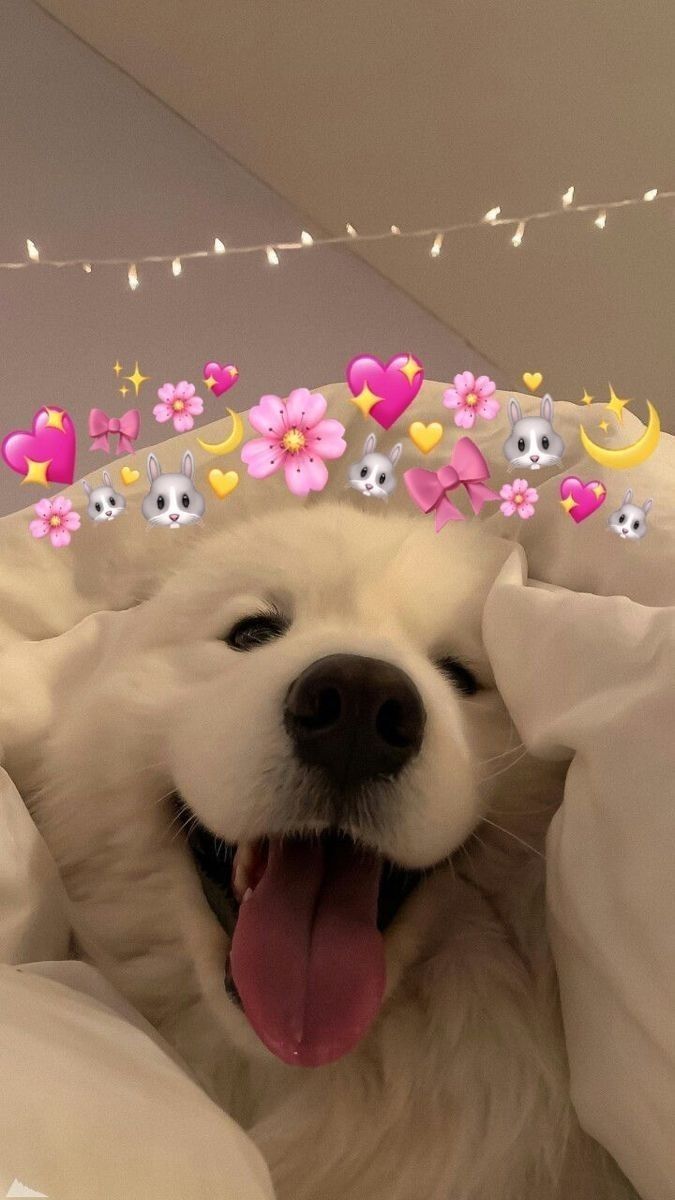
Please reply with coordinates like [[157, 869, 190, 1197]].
[[88, 408, 140, 455], [404, 436, 499, 531]]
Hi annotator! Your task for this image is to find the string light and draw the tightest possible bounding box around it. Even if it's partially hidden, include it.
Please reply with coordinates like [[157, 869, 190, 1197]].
[[8, 189, 671, 286], [511, 221, 526, 248], [171, 257, 182, 277], [562, 185, 575, 208]]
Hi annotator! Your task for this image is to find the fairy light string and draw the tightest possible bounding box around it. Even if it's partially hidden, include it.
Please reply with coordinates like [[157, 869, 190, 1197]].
[[4, 188, 670, 288]]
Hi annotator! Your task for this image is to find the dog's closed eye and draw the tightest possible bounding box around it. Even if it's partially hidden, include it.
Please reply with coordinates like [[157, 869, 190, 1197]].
[[224, 610, 290, 652], [435, 657, 478, 696]]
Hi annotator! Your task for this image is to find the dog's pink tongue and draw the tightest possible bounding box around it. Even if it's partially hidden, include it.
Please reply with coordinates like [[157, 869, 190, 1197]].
[[230, 838, 384, 1067]]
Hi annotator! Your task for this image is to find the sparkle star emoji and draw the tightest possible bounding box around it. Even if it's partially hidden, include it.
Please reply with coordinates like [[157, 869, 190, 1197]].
[[579, 389, 594, 406], [598, 420, 610, 433], [43, 408, 67, 431], [560, 494, 578, 513], [119, 385, 129, 398], [113, 360, 123, 377], [22, 457, 52, 487], [204, 375, 217, 391], [400, 355, 424, 386], [605, 384, 631, 424], [351, 384, 380, 418], [592, 483, 606, 500], [125, 361, 150, 397]]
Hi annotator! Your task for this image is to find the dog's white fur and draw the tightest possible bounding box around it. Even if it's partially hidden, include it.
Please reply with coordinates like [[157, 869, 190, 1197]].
[[25, 505, 637, 1200]]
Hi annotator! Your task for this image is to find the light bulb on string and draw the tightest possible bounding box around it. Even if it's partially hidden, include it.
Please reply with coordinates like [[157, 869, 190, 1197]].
[[643, 188, 658, 202], [26, 239, 40, 262], [82, 262, 92, 274], [213, 238, 226, 254], [511, 221, 526, 247], [483, 206, 501, 224], [300, 230, 314, 246], [430, 233, 444, 258], [390, 225, 401, 235], [172, 257, 182, 277], [346, 223, 358, 237], [594, 210, 607, 230], [266, 246, 280, 266], [562, 186, 575, 208], [128, 263, 139, 291]]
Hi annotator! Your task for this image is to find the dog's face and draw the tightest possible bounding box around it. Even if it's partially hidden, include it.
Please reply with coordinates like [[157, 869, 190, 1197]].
[[42, 504, 517, 1073]]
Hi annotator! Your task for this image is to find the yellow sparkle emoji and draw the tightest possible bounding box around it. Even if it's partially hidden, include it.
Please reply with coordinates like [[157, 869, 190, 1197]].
[[605, 384, 631, 424], [43, 407, 66, 431], [22, 457, 52, 486], [204, 375, 217, 391], [228, 366, 239, 377], [400, 355, 424, 386], [125, 361, 150, 397], [113, 360, 123, 377], [119, 385, 129, 398], [579, 389, 594, 406], [560, 495, 578, 513], [598, 420, 610, 433], [592, 483, 605, 500], [351, 384, 380, 418]]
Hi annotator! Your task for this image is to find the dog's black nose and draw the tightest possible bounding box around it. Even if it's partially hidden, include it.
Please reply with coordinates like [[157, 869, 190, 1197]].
[[284, 654, 426, 786]]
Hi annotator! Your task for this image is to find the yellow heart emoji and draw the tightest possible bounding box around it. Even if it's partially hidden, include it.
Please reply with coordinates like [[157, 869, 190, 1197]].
[[408, 421, 443, 454], [209, 468, 239, 499], [522, 371, 543, 391], [120, 466, 140, 485]]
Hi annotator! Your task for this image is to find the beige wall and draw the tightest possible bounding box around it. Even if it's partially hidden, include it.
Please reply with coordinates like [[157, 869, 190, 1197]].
[[0, 1, 500, 517]]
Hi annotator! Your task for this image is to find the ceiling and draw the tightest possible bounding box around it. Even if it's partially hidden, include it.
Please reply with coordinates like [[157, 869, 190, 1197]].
[[38, 0, 675, 425]]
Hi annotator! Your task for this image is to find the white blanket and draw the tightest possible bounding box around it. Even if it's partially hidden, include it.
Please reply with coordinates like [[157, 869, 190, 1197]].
[[0, 382, 673, 1199]]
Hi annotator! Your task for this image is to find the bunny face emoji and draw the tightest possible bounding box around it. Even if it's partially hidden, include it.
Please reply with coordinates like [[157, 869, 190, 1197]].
[[347, 434, 402, 501], [502, 395, 565, 471], [608, 489, 653, 540], [83, 472, 127, 522], [141, 452, 205, 528]]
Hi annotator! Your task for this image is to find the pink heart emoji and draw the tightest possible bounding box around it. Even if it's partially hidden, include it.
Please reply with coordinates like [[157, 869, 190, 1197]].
[[1, 407, 77, 485], [560, 475, 607, 523], [203, 362, 239, 398], [346, 353, 424, 430]]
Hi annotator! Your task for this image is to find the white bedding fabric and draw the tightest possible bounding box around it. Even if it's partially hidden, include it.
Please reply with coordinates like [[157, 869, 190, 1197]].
[[0, 382, 673, 1199]]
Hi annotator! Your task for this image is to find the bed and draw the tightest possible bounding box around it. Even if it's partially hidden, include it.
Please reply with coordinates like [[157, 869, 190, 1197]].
[[1, 382, 673, 1200]]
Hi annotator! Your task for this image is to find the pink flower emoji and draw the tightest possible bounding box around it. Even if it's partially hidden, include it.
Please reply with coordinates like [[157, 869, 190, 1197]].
[[153, 381, 204, 432], [241, 388, 346, 497], [29, 496, 81, 547], [443, 371, 499, 429], [499, 478, 539, 520]]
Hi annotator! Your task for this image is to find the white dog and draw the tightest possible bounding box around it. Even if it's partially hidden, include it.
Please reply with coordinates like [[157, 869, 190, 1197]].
[[26, 505, 637, 1200]]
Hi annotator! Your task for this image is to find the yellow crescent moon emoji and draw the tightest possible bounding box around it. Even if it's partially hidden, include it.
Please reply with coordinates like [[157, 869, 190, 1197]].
[[197, 408, 244, 456], [579, 401, 661, 470]]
